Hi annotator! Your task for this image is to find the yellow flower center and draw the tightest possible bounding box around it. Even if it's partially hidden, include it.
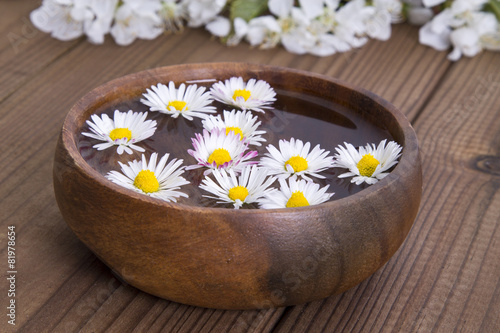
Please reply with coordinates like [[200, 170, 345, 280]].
[[208, 148, 232, 167], [285, 156, 308, 173], [280, 17, 294, 33], [228, 186, 249, 202], [225, 126, 244, 140], [357, 154, 380, 177], [109, 128, 132, 142], [232, 89, 251, 101], [133, 170, 160, 194], [167, 100, 187, 111], [286, 191, 309, 208]]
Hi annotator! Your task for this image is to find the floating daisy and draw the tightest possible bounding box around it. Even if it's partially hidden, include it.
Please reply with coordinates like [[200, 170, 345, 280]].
[[106, 152, 189, 202], [259, 177, 334, 209], [140, 81, 216, 120], [199, 165, 277, 209], [202, 109, 267, 146], [82, 110, 157, 155], [186, 128, 258, 175], [210, 77, 276, 112], [333, 139, 403, 185], [259, 138, 334, 181]]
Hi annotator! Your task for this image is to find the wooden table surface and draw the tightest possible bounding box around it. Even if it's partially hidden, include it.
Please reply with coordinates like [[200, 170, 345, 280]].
[[2, 1, 499, 332]]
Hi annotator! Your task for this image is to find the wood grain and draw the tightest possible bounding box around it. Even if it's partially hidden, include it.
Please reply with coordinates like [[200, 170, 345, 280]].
[[0, 0, 82, 102], [272, 42, 500, 333], [1, 1, 498, 330]]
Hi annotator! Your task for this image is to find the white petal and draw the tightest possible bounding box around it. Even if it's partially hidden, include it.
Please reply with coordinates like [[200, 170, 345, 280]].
[[422, 0, 446, 7], [268, 0, 293, 18], [419, 21, 451, 51], [234, 17, 249, 37], [298, 0, 325, 19], [206, 16, 231, 37], [407, 7, 434, 26]]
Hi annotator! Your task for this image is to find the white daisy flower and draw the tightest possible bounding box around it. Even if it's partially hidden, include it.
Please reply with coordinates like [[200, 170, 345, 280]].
[[186, 129, 258, 175], [259, 138, 334, 181], [110, 0, 163, 46], [82, 110, 157, 155], [259, 177, 334, 209], [202, 109, 267, 146], [199, 165, 277, 209], [333, 139, 403, 185], [106, 152, 189, 202], [140, 81, 216, 120], [210, 77, 276, 113]]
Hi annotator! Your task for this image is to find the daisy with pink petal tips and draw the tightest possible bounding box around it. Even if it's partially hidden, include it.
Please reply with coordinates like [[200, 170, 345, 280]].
[[186, 129, 259, 175]]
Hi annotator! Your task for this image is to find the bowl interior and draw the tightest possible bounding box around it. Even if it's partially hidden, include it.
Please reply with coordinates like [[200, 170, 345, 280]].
[[68, 63, 408, 209]]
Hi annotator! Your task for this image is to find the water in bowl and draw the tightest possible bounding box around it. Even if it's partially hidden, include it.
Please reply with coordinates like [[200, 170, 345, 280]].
[[77, 89, 395, 208]]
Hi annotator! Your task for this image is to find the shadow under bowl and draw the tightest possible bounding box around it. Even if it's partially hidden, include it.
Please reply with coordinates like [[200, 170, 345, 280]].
[[53, 62, 422, 310]]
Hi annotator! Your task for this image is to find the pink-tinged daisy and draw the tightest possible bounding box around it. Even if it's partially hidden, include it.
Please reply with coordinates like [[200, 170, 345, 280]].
[[202, 109, 267, 146], [210, 76, 276, 112], [259, 138, 334, 181], [82, 110, 157, 155], [106, 152, 189, 202], [199, 165, 277, 209], [186, 129, 258, 175], [259, 177, 334, 209], [333, 139, 403, 185], [140, 81, 216, 120]]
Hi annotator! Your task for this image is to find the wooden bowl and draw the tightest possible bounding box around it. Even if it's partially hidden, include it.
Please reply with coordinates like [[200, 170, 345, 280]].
[[53, 63, 422, 310]]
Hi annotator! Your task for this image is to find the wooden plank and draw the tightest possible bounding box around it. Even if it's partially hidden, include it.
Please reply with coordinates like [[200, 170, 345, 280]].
[[0, 21, 463, 332], [0, 0, 38, 33], [19, 257, 110, 332], [0, 0, 82, 102], [273, 51, 500, 333], [382, 51, 500, 333], [333, 24, 451, 120]]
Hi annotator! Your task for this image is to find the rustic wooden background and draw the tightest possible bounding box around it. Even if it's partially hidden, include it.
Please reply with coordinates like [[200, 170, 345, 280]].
[[1, 1, 499, 332]]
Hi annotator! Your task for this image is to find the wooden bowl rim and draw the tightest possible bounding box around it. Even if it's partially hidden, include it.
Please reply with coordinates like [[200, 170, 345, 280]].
[[61, 62, 419, 215]]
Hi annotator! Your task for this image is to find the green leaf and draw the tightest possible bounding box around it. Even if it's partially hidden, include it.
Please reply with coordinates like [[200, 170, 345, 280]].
[[486, 0, 500, 21], [230, 0, 268, 22]]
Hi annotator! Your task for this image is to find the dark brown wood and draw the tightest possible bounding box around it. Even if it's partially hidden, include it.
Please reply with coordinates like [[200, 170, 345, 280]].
[[53, 63, 422, 310]]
